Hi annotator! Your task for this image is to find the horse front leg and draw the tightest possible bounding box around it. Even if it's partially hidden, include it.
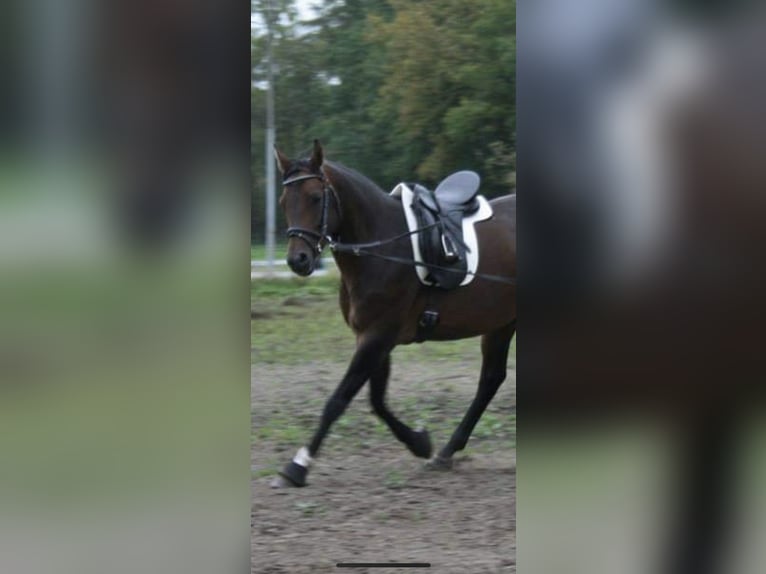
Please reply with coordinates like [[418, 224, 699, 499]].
[[369, 354, 432, 459], [273, 332, 394, 487]]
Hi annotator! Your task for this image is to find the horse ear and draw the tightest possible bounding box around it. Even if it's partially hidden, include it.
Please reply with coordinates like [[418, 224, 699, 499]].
[[273, 145, 291, 174], [310, 139, 324, 172]]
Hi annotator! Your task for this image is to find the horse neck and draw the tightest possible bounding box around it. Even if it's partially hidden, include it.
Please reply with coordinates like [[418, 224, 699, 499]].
[[328, 167, 403, 244]]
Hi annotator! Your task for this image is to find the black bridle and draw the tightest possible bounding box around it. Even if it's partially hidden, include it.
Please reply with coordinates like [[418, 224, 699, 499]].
[[283, 171, 340, 255], [283, 170, 515, 285]]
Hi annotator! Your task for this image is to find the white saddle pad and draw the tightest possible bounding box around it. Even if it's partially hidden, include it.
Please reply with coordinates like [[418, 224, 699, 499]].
[[390, 183, 493, 287]]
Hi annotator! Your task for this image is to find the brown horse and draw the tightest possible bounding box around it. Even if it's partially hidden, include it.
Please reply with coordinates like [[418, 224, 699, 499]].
[[271, 140, 515, 487]]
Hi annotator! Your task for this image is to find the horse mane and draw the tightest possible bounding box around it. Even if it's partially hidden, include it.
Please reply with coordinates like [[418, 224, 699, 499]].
[[322, 160, 390, 199], [287, 152, 399, 209]]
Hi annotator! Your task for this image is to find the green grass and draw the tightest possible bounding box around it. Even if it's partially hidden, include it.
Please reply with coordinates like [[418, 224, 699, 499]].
[[251, 277, 352, 365], [294, 500, 326, 517], [251, 467, 277, 479], [251, 274, 516, 366], [253, 422, 305, 446], [251, 274, 340, 300], [383, 469, 407, 490]]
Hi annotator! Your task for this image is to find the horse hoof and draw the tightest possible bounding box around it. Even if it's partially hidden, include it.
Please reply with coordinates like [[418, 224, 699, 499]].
[[276, 461, 308, 487], [409, 428, 433, 459], [426, 455, 453, 470]]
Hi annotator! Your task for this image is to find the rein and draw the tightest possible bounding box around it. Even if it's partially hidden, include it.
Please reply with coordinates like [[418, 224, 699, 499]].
[[282, 171, 516, 286], [331, 243, 517, 285]]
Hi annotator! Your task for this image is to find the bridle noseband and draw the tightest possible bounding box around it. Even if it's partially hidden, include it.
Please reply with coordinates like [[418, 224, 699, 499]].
[[283, 171, 341, 255]]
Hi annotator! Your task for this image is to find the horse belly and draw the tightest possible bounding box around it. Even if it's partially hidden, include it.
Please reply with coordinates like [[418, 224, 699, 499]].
[[409, 214, 516, 341], [430, 286, 514, 340]]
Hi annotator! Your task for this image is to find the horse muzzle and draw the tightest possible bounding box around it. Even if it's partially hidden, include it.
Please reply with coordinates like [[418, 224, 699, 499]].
[[287, 251, 314, 276]]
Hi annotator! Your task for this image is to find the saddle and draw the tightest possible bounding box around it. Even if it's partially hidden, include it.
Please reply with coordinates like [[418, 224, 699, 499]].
[[409, 171, 481, 289]]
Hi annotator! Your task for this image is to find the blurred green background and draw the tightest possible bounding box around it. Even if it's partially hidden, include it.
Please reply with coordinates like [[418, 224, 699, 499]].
[[251, 0, 516, 243]]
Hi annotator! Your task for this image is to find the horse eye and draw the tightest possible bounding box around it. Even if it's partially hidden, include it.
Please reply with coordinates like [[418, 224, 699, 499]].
[[310, 194, 322, 204]]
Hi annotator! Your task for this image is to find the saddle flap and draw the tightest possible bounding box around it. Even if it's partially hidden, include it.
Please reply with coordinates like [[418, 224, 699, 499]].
[[412, 184, 439, 213], [434, 171, 480, 205]]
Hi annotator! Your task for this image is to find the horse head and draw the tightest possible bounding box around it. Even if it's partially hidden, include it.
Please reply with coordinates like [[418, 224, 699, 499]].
[[274, 139, 340, 276]]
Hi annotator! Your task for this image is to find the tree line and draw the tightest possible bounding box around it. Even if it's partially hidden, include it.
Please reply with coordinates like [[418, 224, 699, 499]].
[[252, 0, 515, 242]]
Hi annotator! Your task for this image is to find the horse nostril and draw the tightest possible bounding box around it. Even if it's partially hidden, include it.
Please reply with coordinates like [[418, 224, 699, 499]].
[[288, 252, 311, 270]]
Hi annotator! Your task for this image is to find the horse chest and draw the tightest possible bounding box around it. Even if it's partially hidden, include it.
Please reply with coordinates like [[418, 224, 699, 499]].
[[338, 283, 368, 332], [346, 298, 377, 333]]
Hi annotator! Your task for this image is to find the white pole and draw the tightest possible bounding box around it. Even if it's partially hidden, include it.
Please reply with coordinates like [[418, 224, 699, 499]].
[[264, 0, 276, 268]]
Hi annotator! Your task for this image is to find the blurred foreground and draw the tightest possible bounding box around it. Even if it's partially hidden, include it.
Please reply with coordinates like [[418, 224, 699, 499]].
[[519, 2, 766, 573], [0, 1, 249, 573]]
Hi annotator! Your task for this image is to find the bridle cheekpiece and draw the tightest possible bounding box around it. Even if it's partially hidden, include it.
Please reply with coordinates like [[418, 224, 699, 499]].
[[283, 170, 340, 255]]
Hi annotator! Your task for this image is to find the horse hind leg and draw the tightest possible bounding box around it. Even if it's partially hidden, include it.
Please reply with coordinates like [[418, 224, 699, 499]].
[[369, 354, 432, 459], [428, 321, 515, 469]]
